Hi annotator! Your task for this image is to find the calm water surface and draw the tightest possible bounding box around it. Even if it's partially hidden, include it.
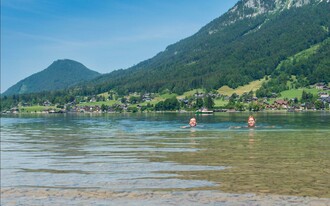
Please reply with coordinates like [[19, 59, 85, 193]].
[[1, 112, 330, 205]]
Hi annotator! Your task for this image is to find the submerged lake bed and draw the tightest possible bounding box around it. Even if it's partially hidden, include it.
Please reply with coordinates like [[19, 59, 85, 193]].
[[1, 112, 330, 205]]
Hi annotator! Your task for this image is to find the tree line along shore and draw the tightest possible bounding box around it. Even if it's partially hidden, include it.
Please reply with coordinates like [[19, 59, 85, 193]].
[[3, 84, 329, 114]]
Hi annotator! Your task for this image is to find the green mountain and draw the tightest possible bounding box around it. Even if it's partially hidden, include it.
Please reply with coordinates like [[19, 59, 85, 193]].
[[79, 0, 329, 95], [3, 59, 101, 96], [256, 37, 330, 96]]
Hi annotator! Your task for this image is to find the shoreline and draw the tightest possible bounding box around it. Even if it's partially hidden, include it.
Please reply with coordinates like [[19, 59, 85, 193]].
[[1, 187, 329, 206], [2, 109, 330, 116]]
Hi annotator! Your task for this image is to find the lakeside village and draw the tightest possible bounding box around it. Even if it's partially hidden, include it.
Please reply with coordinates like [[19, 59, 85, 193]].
[[4, 83, 330, 114]]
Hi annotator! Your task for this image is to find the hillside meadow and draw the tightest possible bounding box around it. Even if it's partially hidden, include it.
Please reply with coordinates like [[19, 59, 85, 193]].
[[217, 78, 267, 96]]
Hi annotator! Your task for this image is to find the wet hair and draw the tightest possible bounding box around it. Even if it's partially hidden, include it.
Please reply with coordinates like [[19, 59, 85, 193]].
[[248, 115, 255, 121]]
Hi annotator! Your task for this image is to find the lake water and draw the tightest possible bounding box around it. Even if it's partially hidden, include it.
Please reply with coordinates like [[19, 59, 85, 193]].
[[1, 112, 330, 205]]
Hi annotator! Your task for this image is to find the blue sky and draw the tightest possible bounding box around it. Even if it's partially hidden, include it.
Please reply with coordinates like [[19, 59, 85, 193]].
[[1, 0, 237, 93]]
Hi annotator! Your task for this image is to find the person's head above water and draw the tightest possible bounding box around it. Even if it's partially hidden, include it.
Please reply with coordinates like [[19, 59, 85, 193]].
[[247, 115, 256, 128], [189, 117, 197, 127]]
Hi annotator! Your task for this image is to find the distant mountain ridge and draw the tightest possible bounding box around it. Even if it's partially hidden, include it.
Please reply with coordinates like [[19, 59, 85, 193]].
[[220, 0, 328, 26], [79, 0, 329, 94], [3, 59, 101, 96]]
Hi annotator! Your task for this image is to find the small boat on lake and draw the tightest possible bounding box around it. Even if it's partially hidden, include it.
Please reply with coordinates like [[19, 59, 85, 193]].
[[196, 108, 214, 115]]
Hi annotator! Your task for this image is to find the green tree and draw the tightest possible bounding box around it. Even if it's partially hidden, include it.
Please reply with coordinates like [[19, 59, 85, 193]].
[[101, 104, 109, 112], [248, 102, 261, 111], [121, 97, 127, 104], [230, 93, 239, 102], [314, 100, 324, 110], [127, 106, 138, 113], [163, 97, 180, 111], [155, 101, 164, 111], [196, 97, 204, 109], [129, 96, 140, 104], [301, 90, 314, 103], [203, 96, 214, 109], [235, 102, 245, 111]]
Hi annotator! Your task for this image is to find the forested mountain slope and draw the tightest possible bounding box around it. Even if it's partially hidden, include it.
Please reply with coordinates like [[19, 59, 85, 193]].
[[80, 0, 329, 95]]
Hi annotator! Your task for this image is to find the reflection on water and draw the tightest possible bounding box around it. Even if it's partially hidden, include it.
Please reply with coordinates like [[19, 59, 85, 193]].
[[1, 112, 330, 205]]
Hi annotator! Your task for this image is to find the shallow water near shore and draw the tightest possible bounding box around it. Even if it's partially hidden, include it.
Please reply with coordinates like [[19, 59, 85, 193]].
[[1, 112, 330, 205]]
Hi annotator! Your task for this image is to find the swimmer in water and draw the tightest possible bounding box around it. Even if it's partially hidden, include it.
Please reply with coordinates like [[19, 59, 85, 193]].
[[230, 115, 274, 129], [181, 117, 197, 128], [189, 117, 197, 127], [247, 115, 256, 128], [229, 115, 256, 129]]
